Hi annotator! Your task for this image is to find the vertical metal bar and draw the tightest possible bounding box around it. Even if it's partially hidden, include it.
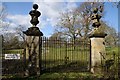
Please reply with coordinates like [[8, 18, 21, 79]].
[[81, 41, 82, 66], [45, 37, 47, 70], [85, 40, 86, 69], [86, 40, 88, 70], [83, 40, 84, 69], [53, 38, 55, 69], [60, 39, 62, 65], [47, 37, 48, 71], [65, 41, 67, 64], [46, 37, 48, 72], [71, 38, 72, 63], [84, 40, 86, 68], [45, 37, 47, 71], [56, 37, 57, 67], [42, 37, 44, 72], [55, 37, 56, 69], [72, 39, 73, 62], [42, 37, 43, 70], [0, 35, 3, 79], [72, 38, 73, 63], [54, 38, 56, 70], [55, 37, 57, 71], [81, 41, 82, 67], [42, 37, 44, 70], [58, 39, 60, 65], [39, 36, 42, 74], [82, 41, 83, 68], [78, 40, 79, 64], [89, 39, 91, 72], [84, 40, 85, 68], [44, 37, 46, 70]]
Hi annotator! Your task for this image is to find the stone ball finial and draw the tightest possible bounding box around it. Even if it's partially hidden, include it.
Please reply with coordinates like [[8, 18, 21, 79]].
[[33, 4, 38, 10]]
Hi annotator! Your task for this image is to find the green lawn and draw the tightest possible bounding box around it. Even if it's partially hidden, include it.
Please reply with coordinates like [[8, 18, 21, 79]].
[[2, 72, 119, 80], [3, 49, 24, 54], [2, 46, 119, 79], [41, 47, 90, 70]]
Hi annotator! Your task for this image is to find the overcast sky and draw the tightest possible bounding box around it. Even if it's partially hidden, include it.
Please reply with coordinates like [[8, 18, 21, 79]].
[[0, 1, 119, 37]]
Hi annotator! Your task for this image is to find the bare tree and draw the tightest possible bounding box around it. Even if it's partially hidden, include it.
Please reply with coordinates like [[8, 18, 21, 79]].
[[0, 3, 7, 21], [55, 2, 105, 40], [105, 26, 118, 47], [56, 10, 81, 40], [3, 33, 21, 49], [16, 25, 27, 41], [0, 3, 10, 35], [76, 2, 105, 39]]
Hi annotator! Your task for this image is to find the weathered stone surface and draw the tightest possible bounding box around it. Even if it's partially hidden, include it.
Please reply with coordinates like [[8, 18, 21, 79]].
[[89, 28, 107, 38], [23, 27, 43, 36], [25, 36, 41, 76], [90, 38, 106, 73]]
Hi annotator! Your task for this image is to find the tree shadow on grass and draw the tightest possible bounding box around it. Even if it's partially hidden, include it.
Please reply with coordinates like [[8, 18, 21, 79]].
[[2, 59, 25, 77], [41, 60, 89, 74]]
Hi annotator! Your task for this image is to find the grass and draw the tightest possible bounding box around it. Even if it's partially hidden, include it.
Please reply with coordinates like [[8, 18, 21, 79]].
[[3, 49, 24, 54], [41, 47, 90, 70], [39, 72, 103, 79], [2, 72, 119, 80], [2, 46, 119, 79]]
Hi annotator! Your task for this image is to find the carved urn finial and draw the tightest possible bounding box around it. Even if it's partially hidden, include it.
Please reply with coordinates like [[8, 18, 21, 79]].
[[91, 7, 102, 28], [29, 4, 41, 26]]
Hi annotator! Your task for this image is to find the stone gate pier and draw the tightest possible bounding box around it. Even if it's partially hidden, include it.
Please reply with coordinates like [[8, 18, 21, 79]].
[[89, 33, 107, 74], [23, 4, 43, 76], [89, 7, 107, 74]]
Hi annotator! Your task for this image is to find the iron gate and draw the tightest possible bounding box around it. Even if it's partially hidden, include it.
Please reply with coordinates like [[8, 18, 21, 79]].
[[41, 37, 90, 73]]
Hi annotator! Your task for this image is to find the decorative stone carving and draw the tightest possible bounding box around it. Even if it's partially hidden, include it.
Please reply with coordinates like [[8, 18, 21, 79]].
[[89, 5, 107, 74], [23, 4, 43, 76]]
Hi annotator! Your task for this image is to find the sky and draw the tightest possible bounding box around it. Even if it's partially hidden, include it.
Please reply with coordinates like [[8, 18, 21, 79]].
[[0, 1, 119, 37]]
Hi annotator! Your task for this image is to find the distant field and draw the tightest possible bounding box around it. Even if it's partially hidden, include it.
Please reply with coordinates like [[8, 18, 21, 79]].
[[2, 47, 119, 63], [3, 49, 24, 54], [2, 47, 119, 62]]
